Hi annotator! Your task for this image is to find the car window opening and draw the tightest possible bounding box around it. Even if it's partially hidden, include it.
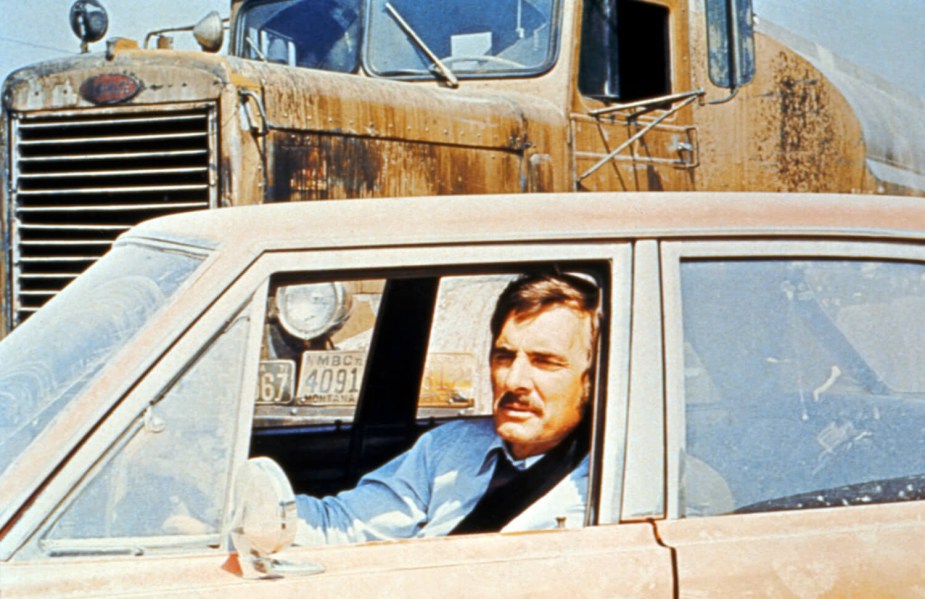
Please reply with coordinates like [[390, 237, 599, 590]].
[[250, 265, 609, 542]]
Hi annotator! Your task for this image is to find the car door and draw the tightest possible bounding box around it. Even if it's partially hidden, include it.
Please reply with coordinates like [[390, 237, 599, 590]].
[[3, 240, 676, 597], [655, 239, 925, 595], [229, 241, 675, 596]]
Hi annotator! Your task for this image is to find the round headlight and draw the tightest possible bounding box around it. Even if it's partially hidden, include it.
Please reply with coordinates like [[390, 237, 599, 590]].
[[276, 282, 353, 341]]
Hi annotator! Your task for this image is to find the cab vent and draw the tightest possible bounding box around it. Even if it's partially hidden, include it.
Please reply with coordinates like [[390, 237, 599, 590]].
[[9, 104, 217, 326]]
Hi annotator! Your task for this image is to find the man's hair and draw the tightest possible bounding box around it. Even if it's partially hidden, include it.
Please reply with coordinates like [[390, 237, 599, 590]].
[[490, 272, 602, 349]]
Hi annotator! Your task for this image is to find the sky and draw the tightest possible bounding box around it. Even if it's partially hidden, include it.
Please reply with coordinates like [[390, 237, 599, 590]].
[[0, 0, 923, 96]]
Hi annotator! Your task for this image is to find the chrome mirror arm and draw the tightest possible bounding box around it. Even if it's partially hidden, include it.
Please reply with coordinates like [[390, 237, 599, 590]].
[[578, 91, 704, 184]]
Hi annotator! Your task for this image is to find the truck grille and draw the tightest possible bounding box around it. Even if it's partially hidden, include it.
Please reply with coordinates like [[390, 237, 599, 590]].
[[9, 104, 217, 326]]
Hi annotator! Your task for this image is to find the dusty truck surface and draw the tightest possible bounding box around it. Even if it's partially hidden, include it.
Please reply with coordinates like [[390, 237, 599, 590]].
[[2, 0, 925, 334]]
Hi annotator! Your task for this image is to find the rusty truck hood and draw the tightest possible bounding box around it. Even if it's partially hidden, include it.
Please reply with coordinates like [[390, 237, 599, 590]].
[[2, 49, 544, 153]]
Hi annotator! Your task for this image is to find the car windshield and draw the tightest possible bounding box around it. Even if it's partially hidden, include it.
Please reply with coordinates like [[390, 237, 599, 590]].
[[235, 0, 560, 78], [0, 242, 204, 474]]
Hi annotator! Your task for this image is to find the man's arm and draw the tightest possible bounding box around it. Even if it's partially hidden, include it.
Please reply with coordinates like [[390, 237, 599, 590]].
[[295, 433, 436, 545], [294, 418, 523, 544]]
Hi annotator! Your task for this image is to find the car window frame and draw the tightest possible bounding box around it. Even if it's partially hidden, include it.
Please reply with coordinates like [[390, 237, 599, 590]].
[[7, 240, 632, 561], [659, 238, 925, 521], [9, 286, 266, 561], [620, 240, 665, 521], [246, 241, 633, 528]]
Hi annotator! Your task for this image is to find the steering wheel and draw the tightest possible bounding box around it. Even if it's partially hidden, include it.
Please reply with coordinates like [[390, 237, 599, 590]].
[[438, 55, 525, 69]]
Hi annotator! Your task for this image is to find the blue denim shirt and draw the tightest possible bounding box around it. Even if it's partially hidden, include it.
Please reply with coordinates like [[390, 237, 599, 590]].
[[295, 418, 589, 545]]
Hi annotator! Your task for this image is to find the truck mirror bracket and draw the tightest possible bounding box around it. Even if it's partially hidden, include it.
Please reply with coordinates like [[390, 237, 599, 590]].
[[577, 90, 704, 184]]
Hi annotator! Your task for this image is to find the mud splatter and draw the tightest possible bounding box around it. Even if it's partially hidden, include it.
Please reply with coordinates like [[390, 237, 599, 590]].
[[772, 52, 837, 191]]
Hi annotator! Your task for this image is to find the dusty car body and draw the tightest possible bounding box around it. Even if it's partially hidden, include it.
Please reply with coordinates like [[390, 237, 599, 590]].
[[3, 191, 925, 596]]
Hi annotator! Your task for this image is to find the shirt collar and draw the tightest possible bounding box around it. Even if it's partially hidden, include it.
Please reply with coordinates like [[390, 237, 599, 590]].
[[480, 431, 545, 474]]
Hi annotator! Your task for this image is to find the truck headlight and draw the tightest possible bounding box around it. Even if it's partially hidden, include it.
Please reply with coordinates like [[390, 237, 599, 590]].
[[277, 282, 353, 341]]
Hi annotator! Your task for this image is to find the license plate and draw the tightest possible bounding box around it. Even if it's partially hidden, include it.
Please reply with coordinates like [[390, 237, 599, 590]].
[[257, 359, 296, 404], [294, 350, 475, 409], [297, 350, 365, 405]]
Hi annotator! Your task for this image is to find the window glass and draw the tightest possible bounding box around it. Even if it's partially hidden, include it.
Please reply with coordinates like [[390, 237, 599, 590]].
[[42, 310, 250, 548], [237, 0, 362, 72], [236, 0, 560, 78], [365, 0, 559, 78], [680, 259, 925, 517], [0, 243, 203, 477]]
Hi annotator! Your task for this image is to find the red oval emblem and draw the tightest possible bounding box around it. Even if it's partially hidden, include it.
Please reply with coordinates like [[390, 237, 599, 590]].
[[79, 73, 142, 105]]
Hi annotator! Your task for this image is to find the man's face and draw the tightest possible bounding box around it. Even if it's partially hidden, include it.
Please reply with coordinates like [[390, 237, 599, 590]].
[[490, 304, 593, 460]]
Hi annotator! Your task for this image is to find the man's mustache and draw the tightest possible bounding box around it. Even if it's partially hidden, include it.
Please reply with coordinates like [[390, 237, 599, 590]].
[[497, 392, 540, 412]]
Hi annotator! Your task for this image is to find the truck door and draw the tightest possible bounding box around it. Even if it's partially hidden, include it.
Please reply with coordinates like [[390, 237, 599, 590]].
[[570, 0, 697, 192]]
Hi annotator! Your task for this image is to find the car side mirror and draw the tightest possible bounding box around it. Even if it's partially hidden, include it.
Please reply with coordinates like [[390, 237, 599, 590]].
[[704, 0, 756, 91], [230, 457, 324, 579]]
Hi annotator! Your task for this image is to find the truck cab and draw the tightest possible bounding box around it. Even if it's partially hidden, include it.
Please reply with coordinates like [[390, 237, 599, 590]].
[[2, 0, 924, 334]]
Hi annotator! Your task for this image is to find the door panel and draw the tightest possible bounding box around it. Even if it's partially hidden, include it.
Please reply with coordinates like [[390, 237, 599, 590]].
[[5, 241, 658, 594], [656, 502, 925, 596], [659, 240, 925, 592], [3, 524, 674, 597]]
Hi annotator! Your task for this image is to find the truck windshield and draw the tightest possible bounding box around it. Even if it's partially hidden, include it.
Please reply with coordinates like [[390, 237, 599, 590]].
[[0, 243, 204, 474], [236, 0, 560, 78]]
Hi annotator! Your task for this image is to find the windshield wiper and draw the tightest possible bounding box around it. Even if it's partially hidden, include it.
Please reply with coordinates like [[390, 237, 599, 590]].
[[384, 2, 458, 88], [245, 34, 268, 62]]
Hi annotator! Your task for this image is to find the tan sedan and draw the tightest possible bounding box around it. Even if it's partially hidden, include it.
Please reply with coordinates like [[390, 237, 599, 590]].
[[3, 192, 925, 596]]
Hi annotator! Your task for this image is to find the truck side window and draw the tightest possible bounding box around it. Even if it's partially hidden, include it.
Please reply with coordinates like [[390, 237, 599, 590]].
[[238, 0, 362, 72], [579, 0, 671, 101]]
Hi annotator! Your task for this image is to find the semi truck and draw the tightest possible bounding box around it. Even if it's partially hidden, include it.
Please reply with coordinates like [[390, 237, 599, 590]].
[[2, 0, 924, 335]]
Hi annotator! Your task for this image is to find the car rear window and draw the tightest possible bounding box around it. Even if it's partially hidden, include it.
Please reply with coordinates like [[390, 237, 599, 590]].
[[679, 258, 925, 516]]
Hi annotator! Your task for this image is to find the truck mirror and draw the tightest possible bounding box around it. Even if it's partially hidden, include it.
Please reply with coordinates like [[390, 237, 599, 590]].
[[193, 11, 225, 53], [230, 457, 324, 579], [705, 0, 755, 90]]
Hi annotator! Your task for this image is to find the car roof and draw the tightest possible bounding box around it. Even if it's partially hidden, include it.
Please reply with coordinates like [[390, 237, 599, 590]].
[[125, 192, 925, 252]]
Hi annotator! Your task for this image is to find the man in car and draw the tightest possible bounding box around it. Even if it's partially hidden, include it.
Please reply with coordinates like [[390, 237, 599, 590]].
[[296, 272, 601, 544]]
